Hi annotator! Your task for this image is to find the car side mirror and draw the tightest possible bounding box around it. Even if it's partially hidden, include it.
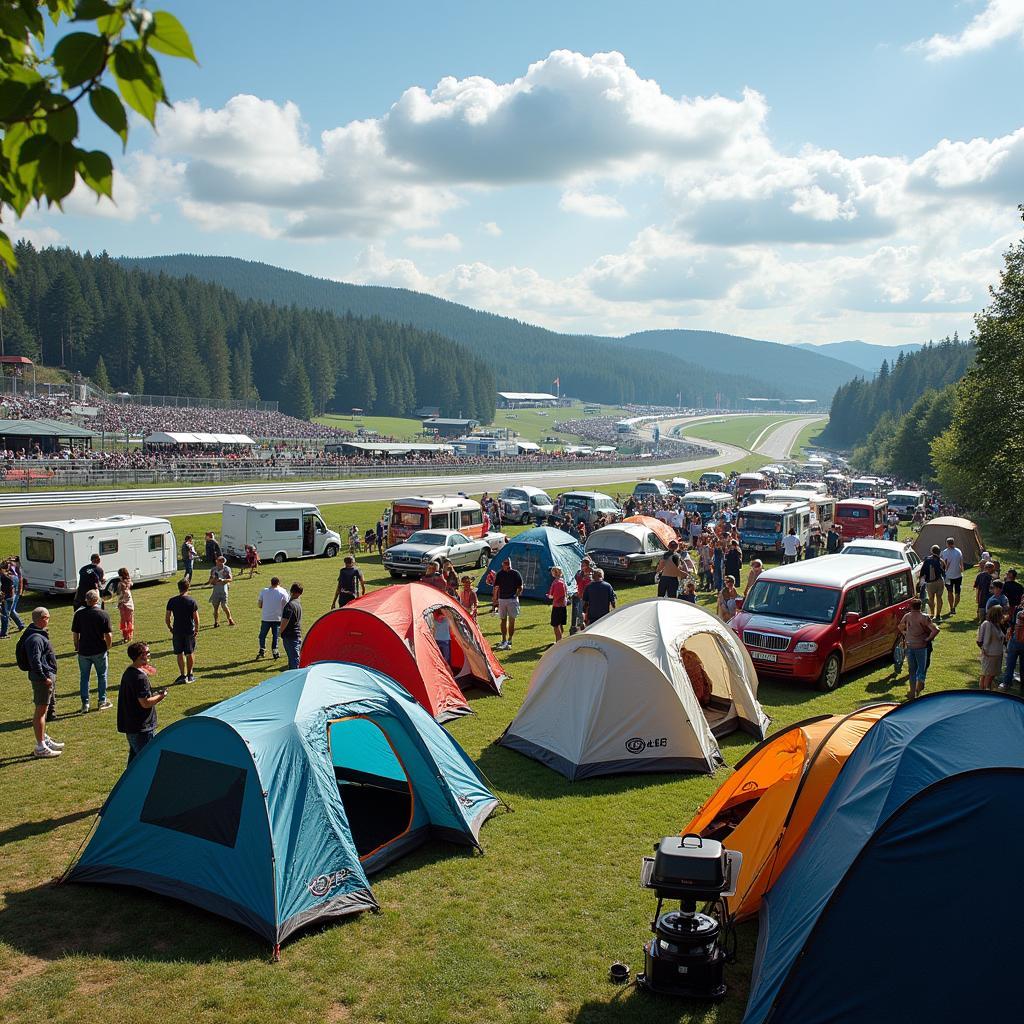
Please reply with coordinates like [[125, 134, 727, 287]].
[[844, 611, 860, 625]]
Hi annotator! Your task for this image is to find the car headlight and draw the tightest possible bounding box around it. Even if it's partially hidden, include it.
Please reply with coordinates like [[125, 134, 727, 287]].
[[793, 641, 818, 653]]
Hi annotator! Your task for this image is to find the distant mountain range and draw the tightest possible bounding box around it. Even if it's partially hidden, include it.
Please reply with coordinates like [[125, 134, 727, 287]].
[[124, 254, 876, 405], [794, 340, 923, 374]]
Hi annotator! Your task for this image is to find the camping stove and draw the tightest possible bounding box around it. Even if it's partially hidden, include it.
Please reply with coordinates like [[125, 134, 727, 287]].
[[636, 835, 741, 1001]]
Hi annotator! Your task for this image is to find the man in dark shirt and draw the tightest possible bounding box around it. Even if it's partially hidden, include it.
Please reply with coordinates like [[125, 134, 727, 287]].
[[826, 525, 842, 554], [117, 642, 167, 764], [280, 582, 304, 669], [1002, 569, 1023, 614], [724, 540, 743, 583], [582, 568, 616, 625], [204, 532, 222, 566], [492, 557, 524, 650], [71, 590, 112, 713], [332, 556, 365, 608], [974, 561, 995, 623], [165, 579, 200, 683], [21, 607, 63, 757], [74, 553, 104, 609]]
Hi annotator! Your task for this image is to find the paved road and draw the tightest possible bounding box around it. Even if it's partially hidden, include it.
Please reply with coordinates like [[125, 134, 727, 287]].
[[753, 416, 826, 459]]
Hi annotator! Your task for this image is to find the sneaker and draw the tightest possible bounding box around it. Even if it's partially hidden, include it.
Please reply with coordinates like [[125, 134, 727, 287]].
[[272, 650, 280, 660], [80, 703, 90, 714], [998, 682, 1009, 691], [256, 650, 265, 659], [33, 744, 61, 758], [173, 675, 187, 685], [98, 700, 113, 710], [186, 673, 195, 683], [44, 735, 65, 750]]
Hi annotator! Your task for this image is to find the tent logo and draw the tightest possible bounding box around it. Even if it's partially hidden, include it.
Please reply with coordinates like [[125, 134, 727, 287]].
[[308, 869, 352, 898], [625, 737, 667, 754]]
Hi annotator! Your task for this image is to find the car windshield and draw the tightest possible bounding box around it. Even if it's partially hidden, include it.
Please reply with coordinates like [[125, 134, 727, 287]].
[[562, 495, 590, 508], [744, 581, 840, 623], [739, 513, 782, 531], [843, 545, 903, 561], [531, 493, 552, 505], [585, 532, 642, 554], [405, 532, 449, 546]]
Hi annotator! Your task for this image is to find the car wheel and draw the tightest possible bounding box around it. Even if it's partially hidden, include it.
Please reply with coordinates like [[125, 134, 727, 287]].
[[815, 652, 842, 692], [324, 544, 339, 558], [476, 550, 487, 568], [274, 552, 286, 563]]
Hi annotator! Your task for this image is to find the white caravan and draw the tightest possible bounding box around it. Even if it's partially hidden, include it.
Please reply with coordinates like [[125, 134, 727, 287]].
[[20, 515, 177, 596], [221, 502, 342, 563]]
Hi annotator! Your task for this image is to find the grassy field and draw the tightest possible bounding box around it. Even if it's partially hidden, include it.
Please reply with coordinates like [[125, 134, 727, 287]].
[[315, 413, 428, 441], [676, 415, 803, 449], [2, 471, 994, 1024], [794, 418, 829, 458]]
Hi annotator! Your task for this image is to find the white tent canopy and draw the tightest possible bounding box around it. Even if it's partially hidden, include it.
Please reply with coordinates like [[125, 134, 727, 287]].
[[145, 432, 256, 445], [500, 599, 769, 779]]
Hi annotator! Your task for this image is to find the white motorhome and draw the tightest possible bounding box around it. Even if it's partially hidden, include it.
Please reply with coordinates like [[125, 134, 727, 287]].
[[20, 515, 177, 596], [221, 502, 341, 563]]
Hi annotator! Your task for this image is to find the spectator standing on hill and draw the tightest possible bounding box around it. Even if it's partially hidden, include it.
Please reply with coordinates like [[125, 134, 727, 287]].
[[1002, 569, 1023, 616], [180, 534, 196, 583], [280, 583, 304, 669], [898, 598, 939, 701], [826, 523, 842, 554], [208, 556, 235, 627], [115, 567, 135, 644], [974, 561, 995, 622], [457, 575, 478, 619], [74, 553, 104, 610], [745, 559, 764, 595], [717, 575, 740, 623], [582, 567, 616, 626], [986, 579, 1008, 613], [165, 579, 199, 683], [547, 566, 568, 642], [375, 518, 385, 556], [9, 556, 25, 627], [0, 559, 23, 637], [117, 642, 167, 765], [492, 557, 524, 651], [656, 541, 683, 598], [712, 539, 724, 591], [571, 558, 592, 634], [19, 607, 63, 758], [781, 528, 802, 565], [977, 604, 1006, 691], [204, 532, 221, 568], [941, 537, 964, 616], [921, 544, 946, 619], [332, 556, 365, 608], [71, 590, 112, 713], [724, 539, 743, 584], [256, 576, 289, 660]]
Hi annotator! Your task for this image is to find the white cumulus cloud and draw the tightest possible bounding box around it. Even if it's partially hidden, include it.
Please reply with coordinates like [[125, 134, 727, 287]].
[[559, 189, 628, 218], [912, 0, 1024, 60]]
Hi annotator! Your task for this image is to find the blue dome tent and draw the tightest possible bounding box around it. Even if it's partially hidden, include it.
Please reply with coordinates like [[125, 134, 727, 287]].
[[743, 690, 1024, 1024], [67, 663, 498, 950], [477, 526, 585, 600]]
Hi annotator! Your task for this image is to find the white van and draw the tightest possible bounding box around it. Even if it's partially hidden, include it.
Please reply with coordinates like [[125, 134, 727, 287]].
[[222, 502, 341, 563], [21, 515, 177, 596]]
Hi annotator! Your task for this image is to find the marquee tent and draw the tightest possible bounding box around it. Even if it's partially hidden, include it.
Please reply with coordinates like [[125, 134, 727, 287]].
[[300, 583, 505, 722], [911, 515, 985, 567], [499, 599, 769, 779], [683, 703, 896, 921], [477, 526, 585, 600], [743, 691, 1024, 1024], [67, 663, 498, 948]]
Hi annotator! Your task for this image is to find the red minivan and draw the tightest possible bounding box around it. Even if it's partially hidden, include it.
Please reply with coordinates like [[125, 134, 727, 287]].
[[730, 553, 914, 691], [835, 497, 887, 540]]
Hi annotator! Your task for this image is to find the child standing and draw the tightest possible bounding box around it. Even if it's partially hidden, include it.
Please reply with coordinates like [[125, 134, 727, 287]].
[[457, 576, 478, 619], [115, 567, 135, 643], [547, 566, 568, 642], [680, 580, 697, 604]]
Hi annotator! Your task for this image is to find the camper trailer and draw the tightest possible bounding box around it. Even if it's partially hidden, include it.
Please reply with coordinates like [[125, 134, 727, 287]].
[[20, 515, 177, 596], [221, 502, 342, 562]]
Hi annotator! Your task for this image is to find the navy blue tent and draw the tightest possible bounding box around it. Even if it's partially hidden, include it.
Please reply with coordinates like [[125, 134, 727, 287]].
[[743, 690, 1024, 1024], [68, 663, 498, 948], [478, 526, 585, 600]]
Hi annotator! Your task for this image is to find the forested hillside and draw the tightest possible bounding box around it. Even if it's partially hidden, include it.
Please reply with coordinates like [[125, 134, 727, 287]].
[[0, 244, 496, 421], [124, 254, 821, 406], [818, 337, 975, 449], [793, 339, 923, 373]]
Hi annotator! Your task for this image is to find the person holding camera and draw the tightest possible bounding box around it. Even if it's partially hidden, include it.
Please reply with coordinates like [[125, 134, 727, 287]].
[[116, 642, 167, 765]]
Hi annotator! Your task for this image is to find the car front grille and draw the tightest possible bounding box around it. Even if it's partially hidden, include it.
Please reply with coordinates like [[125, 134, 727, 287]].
[[743, 631, 790, 652]]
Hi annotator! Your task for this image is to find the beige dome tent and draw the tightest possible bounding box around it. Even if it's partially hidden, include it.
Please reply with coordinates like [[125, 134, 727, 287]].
[[912, 516, 985, 568], [499, 599, 770, 779]]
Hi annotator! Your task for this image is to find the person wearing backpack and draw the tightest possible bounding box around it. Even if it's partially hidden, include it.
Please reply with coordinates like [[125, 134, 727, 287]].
[[17, 607, 64, 758], [1000, 603, 1024, 691], [921, 544, 946, 619]]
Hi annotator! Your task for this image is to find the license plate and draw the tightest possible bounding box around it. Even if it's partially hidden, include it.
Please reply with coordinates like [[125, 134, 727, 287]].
[[750, 651, 778, 662]]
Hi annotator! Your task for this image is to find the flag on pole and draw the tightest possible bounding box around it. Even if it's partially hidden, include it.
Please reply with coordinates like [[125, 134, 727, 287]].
[[553, 377, 560, 387]]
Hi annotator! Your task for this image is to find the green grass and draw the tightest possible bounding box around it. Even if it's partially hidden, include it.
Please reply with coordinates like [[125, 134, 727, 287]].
[[677, 415, 803, 449], [0, 483, 994, 1024], [315, 414, 429, 440], [793, 418, 829, 458]]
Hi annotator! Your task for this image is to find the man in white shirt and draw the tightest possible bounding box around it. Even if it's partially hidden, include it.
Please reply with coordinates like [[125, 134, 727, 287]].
[[941, 538, 965, 616], [256, 576, 289, 660], [781, 528, 802, 565]]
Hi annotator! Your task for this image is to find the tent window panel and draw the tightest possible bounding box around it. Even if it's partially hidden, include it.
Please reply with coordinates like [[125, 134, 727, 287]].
[[140, 750, 247, 848], [513, 551, 544, 593]]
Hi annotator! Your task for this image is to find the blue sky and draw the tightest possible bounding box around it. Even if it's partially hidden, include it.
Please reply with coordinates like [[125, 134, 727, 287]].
[[21, 0, 1024, 344]]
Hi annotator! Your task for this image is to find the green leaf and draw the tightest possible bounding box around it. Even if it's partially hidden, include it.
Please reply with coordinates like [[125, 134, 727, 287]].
[[73, 0, 114, 20], [77, 148, 113, 199], [46, 102, 78, 143], [147, 10, 197, 61], [89, 85, 127, 146], [0, 229, 16, 275], [52, 31, 107, 87], [38, 139, 76, 203], [111, 40, 162, 122]]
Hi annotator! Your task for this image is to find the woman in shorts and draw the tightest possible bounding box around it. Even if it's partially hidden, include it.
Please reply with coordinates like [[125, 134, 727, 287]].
[[115, 567, 135, 644], [547, 566, 568, 642], [977, 603, 1007, 690]]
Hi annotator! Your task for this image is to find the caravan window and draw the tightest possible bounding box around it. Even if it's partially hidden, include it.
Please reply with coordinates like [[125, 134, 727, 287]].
[[26, 537, 54, 563], [430, 513, 451, 529], [140, 750, 247, 848], [99, 539, 118, 555], [460, 509, 483, 528], [275, 518, 300, 532], [148, 534, 164, 551]]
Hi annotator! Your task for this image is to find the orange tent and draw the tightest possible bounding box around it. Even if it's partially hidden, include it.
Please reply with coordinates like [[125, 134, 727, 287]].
[[300, 583, 506, 722], [681, 703, 896, 921], [622, 514, 678, 550]]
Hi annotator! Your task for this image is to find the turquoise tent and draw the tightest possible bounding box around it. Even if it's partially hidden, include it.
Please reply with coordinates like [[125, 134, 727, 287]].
[[478, 526, 585, 599], [67, 663, 498, 949]]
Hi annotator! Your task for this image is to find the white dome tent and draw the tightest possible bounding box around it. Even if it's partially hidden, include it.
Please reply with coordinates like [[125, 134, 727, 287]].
[[499, 599, 770, 779]]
